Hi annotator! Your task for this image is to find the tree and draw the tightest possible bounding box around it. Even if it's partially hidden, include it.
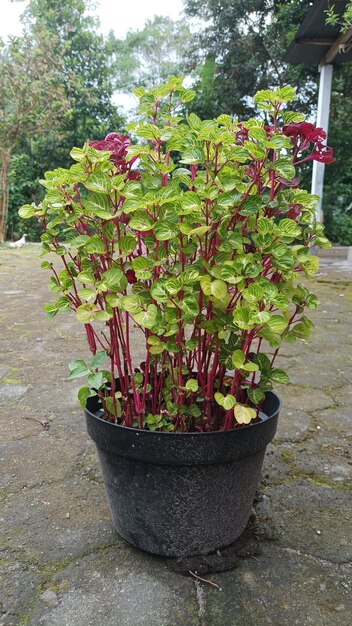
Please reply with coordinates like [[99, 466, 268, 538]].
[[23, 0, 124, 166], [0, 31, 66, 242], [184, 0, 317, 119], [111, 16, 192, 92], [4, 0, 125, 240], [183, 0, 352, 244]]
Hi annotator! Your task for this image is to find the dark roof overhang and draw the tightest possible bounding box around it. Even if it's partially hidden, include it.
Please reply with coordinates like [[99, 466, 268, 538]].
[[284, 0, 352, 65]]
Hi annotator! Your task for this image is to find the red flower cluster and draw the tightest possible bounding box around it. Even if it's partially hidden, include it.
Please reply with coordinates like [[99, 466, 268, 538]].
[[283, 122, 335, 164], [89, 133, 130, 163], [310, 142, 335, 164], [89, 133, 141, 178]]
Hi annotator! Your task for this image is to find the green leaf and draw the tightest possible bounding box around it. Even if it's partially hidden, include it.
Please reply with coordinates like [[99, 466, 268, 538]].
[[149, 343, 165, 355], [90, 351, 106, 368], [83, 192, 111, 214], [70, 235, 90, 248], [75, 303, 97, 323], [18, 204, 36, 219], [132, 256, 148, 272], [84, 236, 106, 254], [185, 379, 198, 392], [78, 386, 92, 407], [129, 211, 154, 232], [244, 140, 266, 159], [214, 392, 224, 406], [54, 296, 71, 312], [250, 311, 271, 325], [150, 280, 169, 302], [257, 217, 273, 234], [273, 159, 296, 181], [68, 359, 87, 372], [100, 268, 127, 291], [119, 236, 136, 256], [258, 328, 281, 348], [77, 288, 96, 303], [276, 86, 296, 102], [248, 126, 267, 142], [271, 369, 289, 384], [247, 387, 265, 405], [154, 221, 177, 241], [179, 148, 205, 164], [84, 172, 111, 194], [120, 295, 143, 313], [233, 307, 251, 329], [242, 362, 259, 372], [188, 404, 201, 418], [210, 279, 228, 300], [220, 266, 243, 284], [276, 218, 301, 238], [55, 246, 67, 256], [77, 271, 95, 285], [95, 309, 112, 321], [180, 192, 202, 213], [179, 295, 199, 319], [234, 404, 257, 424], [252, 353, 271, 374], [68, 359, 90, 378], [94, 210, 115, 220], [70, 147, 86, 162], [223, 394, 236, 410], [232, 349, 245, 368], [239, 195, 263, 216], [121, 180, 142, 199], [133, 304, 158, 329], [43, 304, 58, 318], [88, 371, 105, 389], [292, 317, 314, 339], [165, 278, 182, 294], [266, 315, 287, 332]]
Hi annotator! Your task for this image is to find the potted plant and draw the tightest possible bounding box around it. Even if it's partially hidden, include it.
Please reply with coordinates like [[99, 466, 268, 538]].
[[19, 78, 333, 558]]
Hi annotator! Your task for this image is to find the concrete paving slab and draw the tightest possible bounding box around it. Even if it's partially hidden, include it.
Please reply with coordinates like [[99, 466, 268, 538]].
[[0, 246, 351, 626]]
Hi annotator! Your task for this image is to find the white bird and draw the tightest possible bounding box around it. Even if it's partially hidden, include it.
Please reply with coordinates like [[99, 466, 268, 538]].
[[8, 234, 27, 249]]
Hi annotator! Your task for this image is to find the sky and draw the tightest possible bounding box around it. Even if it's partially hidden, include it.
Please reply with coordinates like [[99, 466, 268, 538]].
[[0, 0, 186, 39]]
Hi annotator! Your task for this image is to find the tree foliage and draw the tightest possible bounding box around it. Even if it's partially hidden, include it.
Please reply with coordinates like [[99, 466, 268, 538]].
[[0, 30, 66, 242], [4, 0, 124, 241], [111, 16, 192, 92], [184, 0, 317, 118], [184, 0, 352, 243]]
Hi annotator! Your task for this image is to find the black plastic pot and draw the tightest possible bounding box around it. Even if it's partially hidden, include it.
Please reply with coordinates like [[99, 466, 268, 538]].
[[85, 391, 280, 557]]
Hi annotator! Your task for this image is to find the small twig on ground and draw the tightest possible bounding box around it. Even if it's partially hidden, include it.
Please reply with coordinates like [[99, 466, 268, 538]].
[[188, 570, 222, 590]]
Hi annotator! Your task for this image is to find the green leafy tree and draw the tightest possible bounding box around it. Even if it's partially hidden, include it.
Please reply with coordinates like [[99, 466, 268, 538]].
[[184, 0, 317, 118], [5, 0, 125, 240], [184, 0, 352, 243], [0, 31, 66, 242], [111, 16, 192, 92]]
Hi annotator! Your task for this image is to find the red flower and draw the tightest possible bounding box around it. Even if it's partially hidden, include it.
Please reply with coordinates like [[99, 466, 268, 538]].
[[126, 269, 137, 284], [283, 122, 326, 143], [89, 133, 131, 162], [235, 123, 248, 145], [306, 126, 326, 143], [283, 122, 335, 164], [119, 212, 130, 225], [310, 142, 336, 164], [89, 133, 141, 180]]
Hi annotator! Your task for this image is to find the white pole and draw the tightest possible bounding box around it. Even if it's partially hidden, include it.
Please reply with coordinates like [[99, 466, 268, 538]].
[[311, 63, 333, 223]]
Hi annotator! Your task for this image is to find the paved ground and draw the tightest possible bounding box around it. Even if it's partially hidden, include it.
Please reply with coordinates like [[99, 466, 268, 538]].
[[0, 245, 351, 626]]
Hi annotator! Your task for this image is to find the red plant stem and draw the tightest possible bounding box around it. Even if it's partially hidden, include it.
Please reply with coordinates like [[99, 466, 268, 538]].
[[109, 317, 124, 393], [124, 311, 143, 426]]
